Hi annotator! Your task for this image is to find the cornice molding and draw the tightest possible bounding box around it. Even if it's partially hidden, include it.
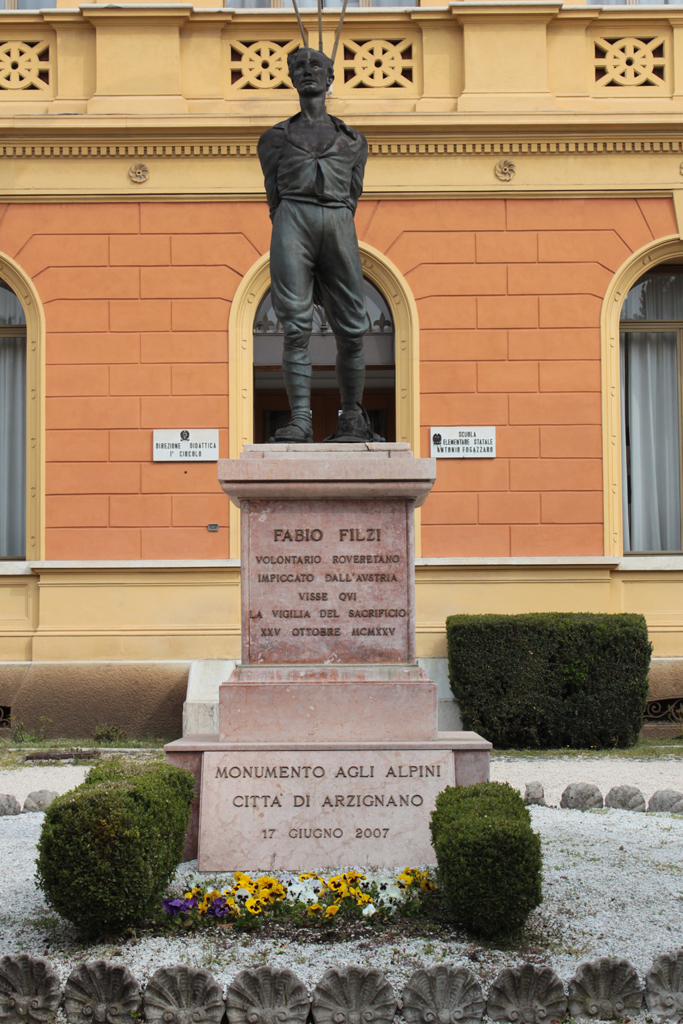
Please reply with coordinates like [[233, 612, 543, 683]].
[[1, 134, 683, 158]]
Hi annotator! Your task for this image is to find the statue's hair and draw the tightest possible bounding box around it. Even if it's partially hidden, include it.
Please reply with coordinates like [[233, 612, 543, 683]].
[[287, 47, 335, 81]]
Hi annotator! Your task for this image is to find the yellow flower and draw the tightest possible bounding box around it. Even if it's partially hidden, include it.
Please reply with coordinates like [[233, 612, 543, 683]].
[[256, 877, 286, 902], [245, 897, 264, 915], [307, 903, 323, 916], [225, 896, 241, 917], [397, 869, 416, 886], [354, 892, 372, 905], [420, 877, 437, 892], [342, 871, 365, 885], [325, 904, 340, 918], [328, 877, 350, 898]]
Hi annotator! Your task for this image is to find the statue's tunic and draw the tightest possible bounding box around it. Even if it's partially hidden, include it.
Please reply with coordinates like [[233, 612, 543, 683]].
[[257, 113, 369, 414], [258, 113, 367, 217]]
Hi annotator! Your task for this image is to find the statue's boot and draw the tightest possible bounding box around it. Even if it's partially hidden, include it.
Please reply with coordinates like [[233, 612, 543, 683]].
[[269, 410, 313, 443], [324, 403, 385, 443]]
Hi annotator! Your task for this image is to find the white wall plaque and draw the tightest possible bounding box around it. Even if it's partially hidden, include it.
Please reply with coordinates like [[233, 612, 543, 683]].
[[430, 426, 495, 458], [153, 429, 219, 462]]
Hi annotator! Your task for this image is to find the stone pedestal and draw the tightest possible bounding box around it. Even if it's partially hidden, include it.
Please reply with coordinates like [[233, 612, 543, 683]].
[[166, 443, 491, 870]]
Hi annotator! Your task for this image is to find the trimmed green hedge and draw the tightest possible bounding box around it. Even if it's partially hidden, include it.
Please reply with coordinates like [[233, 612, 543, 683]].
[[447, 612, 651, 749], [430, 782, 542, 939], [431, 780, 528, 835], [36, 759, 194, 935]]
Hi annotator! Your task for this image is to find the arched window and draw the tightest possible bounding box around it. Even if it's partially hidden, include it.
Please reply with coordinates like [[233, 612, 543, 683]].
[[620, 264, 683, 552], [252, 277, 395, 442], [0, 279, 27, 559]]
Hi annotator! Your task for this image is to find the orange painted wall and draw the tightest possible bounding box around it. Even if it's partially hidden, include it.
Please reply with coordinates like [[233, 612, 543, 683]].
[[2, 202, 272, 560], [354, 196, 677, 558], [0, 196, 676, 560]]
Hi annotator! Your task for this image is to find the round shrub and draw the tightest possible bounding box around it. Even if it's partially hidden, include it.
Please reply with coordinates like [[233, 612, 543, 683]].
[[36, 760, 194, 935], [431, 782, 542, 940], [435, 815, 542, 939], [430, 781, 528, 845]]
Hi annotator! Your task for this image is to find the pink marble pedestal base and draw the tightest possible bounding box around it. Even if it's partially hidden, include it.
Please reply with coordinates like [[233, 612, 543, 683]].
[[165, 444, 491, 870], [166, 732, 491, 870]]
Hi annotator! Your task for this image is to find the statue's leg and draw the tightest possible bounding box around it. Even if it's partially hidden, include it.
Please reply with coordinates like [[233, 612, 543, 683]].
[[269, 202, 318, 438], [316, 207, 367, 412]]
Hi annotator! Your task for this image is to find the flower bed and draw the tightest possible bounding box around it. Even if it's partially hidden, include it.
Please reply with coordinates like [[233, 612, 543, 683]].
[[162, 868, 437, 928]]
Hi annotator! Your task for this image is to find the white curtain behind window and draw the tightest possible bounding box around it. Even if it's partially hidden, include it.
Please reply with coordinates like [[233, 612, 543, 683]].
[[621, 270, 683, 321], [621, 331, 680, 551], [621, 340, 630, 548], [0, 336, 26, 558]]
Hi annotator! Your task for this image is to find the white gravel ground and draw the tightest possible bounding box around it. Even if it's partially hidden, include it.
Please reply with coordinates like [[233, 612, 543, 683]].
[[0, 765, 88, 804], [1, 755, 681, 812], [1, 755, 683, 1021], [490, 754, 683, 807]]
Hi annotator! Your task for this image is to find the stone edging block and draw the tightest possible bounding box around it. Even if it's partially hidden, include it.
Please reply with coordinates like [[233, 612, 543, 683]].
[[1, 951, 683, 1024]]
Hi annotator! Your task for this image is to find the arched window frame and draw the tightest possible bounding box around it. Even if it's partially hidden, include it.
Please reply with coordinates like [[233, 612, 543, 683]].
[[601, 234, 682, 556], [0, 254, 45, 562], [227, 241, 421, 558]]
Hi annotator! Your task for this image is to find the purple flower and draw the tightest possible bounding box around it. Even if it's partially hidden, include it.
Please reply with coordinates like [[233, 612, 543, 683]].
[[206, 897, 229, 917], [163, 896, 198, 915], [162, 898, 187, 916]]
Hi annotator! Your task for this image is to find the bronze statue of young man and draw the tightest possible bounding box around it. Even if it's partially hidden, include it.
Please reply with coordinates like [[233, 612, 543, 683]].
[[258, 47, 382, 443]]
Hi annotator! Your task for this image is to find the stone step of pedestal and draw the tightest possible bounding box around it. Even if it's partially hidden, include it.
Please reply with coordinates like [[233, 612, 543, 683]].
[[219, 663, 438, 742], [219, 680, 437, 742]]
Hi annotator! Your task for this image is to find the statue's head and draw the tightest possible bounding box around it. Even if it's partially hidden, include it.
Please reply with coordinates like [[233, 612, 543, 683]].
[[288, 47, 334, 95]]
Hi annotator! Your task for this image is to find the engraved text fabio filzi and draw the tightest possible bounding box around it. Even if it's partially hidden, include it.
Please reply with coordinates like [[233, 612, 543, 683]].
[[251, 522, 405, 642]]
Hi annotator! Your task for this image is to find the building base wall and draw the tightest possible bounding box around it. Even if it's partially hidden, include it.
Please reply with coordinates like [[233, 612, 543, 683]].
[[0, 659, 190, 739], [2, 558, 683, 738]]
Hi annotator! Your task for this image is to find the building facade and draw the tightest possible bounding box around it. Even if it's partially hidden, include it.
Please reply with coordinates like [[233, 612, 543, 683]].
[[1, 0, 683, 736]]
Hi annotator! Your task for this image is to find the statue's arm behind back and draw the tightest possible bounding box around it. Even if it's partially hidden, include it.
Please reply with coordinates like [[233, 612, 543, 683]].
[[257, 127, 285, 221], [350, 132, 368, 212]]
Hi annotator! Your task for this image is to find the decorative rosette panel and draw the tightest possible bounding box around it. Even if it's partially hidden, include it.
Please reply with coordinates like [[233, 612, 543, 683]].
[[0, 41, 51, 92], [340, 39, 415, 91], [593, 36, 668, 91], [228, 41, 299, 91]]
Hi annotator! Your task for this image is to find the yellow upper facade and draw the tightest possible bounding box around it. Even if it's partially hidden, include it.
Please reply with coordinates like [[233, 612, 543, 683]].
[[0, 3, 682, 198], [2, 2, 680, 117]]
